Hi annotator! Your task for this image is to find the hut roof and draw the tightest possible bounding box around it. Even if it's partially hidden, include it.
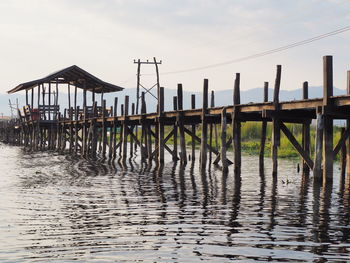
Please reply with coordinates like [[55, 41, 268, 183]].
[[7, 65, 124, 94]]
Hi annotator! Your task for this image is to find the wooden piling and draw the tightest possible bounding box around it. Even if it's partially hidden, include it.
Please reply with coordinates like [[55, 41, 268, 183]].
[[302, 81, 311, 176], [259, 82, 268, 171], [209, 91, 215, 165], [314, 107, 324, 181], [191, 94, 196, 161], [112, 97, 118, 161], [173, 96, 178, 161], [347, 71, 350, 178], [272, 65, 281, 177], [200, 79, 209, 171], [122, 96, 129, 161], [158, 87, 165, 164], [178, 84, 187, 165], [323, 56, 333, 183], [221, 107, 228, 172], [233, 73, 241, 175]]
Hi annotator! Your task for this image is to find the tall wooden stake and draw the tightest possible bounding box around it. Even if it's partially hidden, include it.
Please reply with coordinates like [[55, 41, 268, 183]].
[[272, 65, 281, 177], [200, 79, 209, 171], [323, 56, 333, 184], [158, 87, 165, 164], [302, 81, 311, 176], [259, 82, 268, 172], [233, 73, 241, 175]]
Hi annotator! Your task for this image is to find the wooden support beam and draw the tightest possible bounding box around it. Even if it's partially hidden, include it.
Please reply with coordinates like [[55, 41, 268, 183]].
[[323, 56, 334, 183], [200, 79, 209, 171], [209, 90, 215, 165], [259, 82, 268, 172], [221, 107, 228, 172], [347, 70, 350, 178], [173, 96, 178, 161], [280, 122, 314, 170], [233, 73, 241, 175], [158, 87, 165, 164], [333, 126, 350, 157], [130, 103, 135, 156], [191, 94, 196, 161], [302, 81, 311, 176], [112, 97, 118, 160], [272, 65, 281, 177], [178, 84, 187, 165], [340, 128, 346, 186], [122, 96, 129, 161], [314, 107, 324, 181]]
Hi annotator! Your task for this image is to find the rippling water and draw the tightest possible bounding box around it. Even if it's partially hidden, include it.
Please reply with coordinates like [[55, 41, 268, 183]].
[[0, 143, 349, 262]]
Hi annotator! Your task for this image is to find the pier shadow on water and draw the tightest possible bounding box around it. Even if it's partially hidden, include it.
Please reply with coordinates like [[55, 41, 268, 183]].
[[0, 143, 349, 262]]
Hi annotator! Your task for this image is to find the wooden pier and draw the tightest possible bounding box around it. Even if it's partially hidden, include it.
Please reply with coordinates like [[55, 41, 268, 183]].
[[1, 56, 350, 186]]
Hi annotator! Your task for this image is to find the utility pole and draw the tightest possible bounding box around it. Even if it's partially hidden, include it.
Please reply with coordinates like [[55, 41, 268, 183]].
[[133, 57, 162, 115], [133, 58, 162, 152]]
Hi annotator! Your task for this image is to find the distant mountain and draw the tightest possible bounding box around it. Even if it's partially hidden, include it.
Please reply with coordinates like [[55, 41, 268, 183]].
[[0, 86, 346, 116]]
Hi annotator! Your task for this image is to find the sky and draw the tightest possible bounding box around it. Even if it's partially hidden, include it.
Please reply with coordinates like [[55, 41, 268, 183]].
[[1, 0, 350, 96]]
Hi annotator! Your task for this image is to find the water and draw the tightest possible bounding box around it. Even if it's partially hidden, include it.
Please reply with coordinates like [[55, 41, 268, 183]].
[[0, 143, 349, 262]]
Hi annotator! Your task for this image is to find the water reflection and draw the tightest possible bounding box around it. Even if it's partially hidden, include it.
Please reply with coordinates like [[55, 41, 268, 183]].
[[0, 144, 349, 262]]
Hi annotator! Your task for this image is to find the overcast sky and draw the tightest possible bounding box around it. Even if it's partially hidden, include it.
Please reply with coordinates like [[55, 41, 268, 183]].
[[1, 0, 350, 96]]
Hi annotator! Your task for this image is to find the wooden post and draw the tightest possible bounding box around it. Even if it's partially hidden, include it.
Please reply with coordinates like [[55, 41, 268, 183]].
[[74, 86, 78, 121], [102, 99, 107, 159], [108, 105, 114, 160], [191, 94, 196, 161], [158, 87, 165, 164], [178, 84, 187, 165], [26, 89, 28, 106], [272, 65, 281, 177], [323, 56, 333, 183], [233, 73, 241, 175], [173, 96, 178, 161], [112, 97, 118, 161], [259, 82, 268, 171], [209, 90, 214, 165], [314, 107, 324, 181], [347, 71, 350, 178], [68, 84, 71, 112], [82, 102, 87, 157], [221, 107, 228, 172], [340, 127, 346, 187], [302, 81, 311, 176], [130, 103, 135, 156], [37, 84, 41, 108], [74, 106, 79, 154], [48, 82, 51, 120], [122, 96, 129, 161], [31, 88, 34, 108], [200, 79, 209, 171]]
